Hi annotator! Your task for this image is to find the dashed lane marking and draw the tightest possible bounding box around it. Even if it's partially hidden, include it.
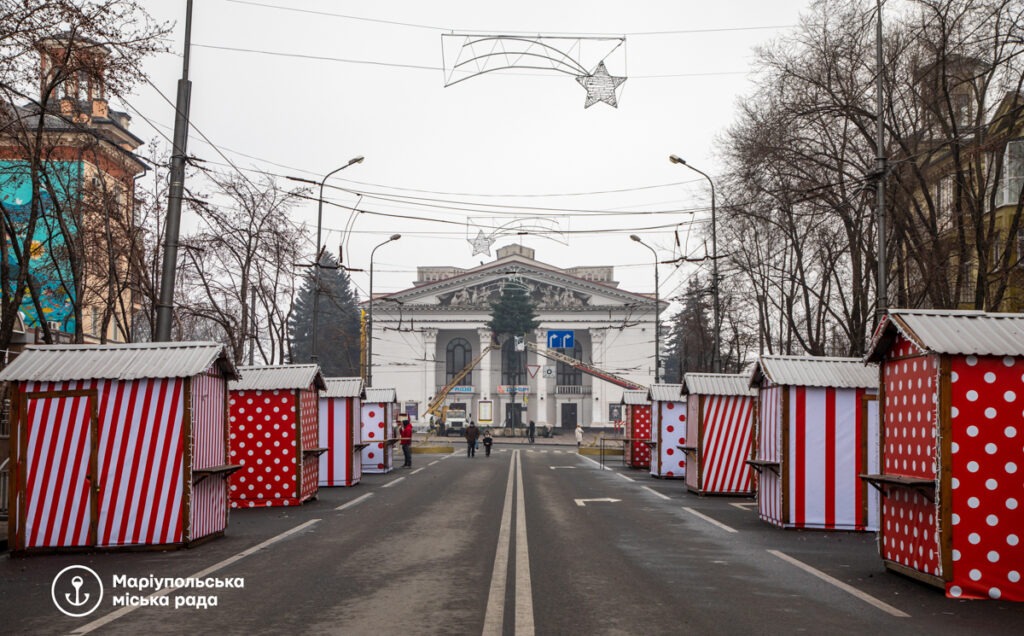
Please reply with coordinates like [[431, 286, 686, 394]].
[[69, 519, 322, 635], [730, 502, 757, 511], [429, 460, 439, 466], [335, 492, 374, 511], [617, 473, 635, 482], [381, 476, 405, 489], [683, 507, 738, 533], [410, 468, 424, 475], [577, 454, 612, 471], [768, 550, 910, 618], [642, 485, 671, 500]]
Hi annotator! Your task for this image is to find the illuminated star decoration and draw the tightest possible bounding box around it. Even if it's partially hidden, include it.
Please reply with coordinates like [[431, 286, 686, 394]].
[[469, 229, 497, 256], [576, 61, 626, 109]]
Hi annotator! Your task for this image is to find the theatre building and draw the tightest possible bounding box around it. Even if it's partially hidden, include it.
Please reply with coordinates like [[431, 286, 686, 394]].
[[367, 244, 663, 431]]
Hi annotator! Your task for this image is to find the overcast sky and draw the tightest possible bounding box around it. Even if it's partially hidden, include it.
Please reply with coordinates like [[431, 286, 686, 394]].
[[128, 0, 813, 306]]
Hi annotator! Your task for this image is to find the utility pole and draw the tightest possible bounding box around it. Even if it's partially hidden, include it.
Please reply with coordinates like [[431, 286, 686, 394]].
[[875, 0, 888, 322], [154, 0, 193, 342]]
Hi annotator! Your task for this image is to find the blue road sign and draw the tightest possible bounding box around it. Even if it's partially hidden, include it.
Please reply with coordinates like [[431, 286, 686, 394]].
[[547, 330, 575, 349]]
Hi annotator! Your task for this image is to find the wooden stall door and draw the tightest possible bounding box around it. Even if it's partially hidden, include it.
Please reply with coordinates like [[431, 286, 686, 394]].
[[20, 391, 97, 549]]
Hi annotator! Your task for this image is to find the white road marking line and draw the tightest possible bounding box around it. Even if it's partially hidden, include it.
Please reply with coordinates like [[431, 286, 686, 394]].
[[768, 550, 910, 618], [429, 460, 439, 466], [381, 476, 405, 488], [730, 502, 757, 511], [642, 485, 671, 500], [577, 454, 612, 471], [410, 467, 424, 475], [552, 450, 562, 454], [335, 492, 374, 511], [514, 450, 535, 636], [482, 453, 516, 636], [69, 519, 322, 635], [683, 507, 738, 533], [550, 466, 578, 470], [574, 498, 621, 507], [617, 473, 635, 482]]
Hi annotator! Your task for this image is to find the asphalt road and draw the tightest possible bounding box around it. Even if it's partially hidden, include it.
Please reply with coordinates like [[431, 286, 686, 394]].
[[2, 447, 1023, 635]]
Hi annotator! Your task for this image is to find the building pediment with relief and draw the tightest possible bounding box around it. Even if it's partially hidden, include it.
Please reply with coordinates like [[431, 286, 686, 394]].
[[374, 245, 663, 312]]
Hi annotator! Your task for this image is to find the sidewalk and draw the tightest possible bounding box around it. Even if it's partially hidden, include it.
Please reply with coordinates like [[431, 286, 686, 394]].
[[413, 430, 615, 447]]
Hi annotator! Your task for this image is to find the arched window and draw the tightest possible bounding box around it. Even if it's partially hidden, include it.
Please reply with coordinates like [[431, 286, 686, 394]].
[[556, 342, 583, 385], [446, 337, 473, 385]]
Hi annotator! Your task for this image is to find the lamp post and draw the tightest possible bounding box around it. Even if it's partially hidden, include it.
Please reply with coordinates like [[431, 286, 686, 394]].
[[367, 234, 401, 387], [630, 235, 661, 383], [309, 156, 363, 363], [669, 155, 721, 373]]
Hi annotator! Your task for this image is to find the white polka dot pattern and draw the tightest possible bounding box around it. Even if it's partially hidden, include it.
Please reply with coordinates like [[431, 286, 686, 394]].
[[651, 400, 686, 478], [361, 401, 395, 473], [299, 388, 320, 501], [946, 355, 1024, 601], [625, 404, 653, 468], [228, 389, 302, 508]]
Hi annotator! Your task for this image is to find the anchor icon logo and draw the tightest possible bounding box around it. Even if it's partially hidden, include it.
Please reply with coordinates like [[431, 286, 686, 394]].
[[51, 566, 103, 618]]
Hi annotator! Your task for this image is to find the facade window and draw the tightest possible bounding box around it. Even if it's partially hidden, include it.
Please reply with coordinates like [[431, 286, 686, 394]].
[[90, 306, 101, 337], [997, 139, 1024, 208], [934, 175, 954, 230], [445, 337, 472, 385], [556, 343, 583, 386], [959, 259, 976, 303], [501, 339, 522, 385]]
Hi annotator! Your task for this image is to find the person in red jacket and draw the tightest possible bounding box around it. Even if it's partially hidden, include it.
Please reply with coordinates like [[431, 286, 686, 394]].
[[399, 417, 414, 468]]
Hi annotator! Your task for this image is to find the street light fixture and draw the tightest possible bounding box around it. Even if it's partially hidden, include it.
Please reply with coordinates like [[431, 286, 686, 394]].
[[630, 234, 661, 383], [367, 234, 401, 387], [669, 155, 721, 373], [309, 156, 364, 363]]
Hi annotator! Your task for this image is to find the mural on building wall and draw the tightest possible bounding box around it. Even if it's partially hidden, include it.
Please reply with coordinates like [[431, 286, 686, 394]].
[[0, 160, 81, 331]]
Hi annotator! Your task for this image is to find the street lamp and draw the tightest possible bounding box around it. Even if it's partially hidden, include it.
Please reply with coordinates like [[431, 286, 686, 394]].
[[367, 233, 401, 387], [630, 235, 661, 383], [310, 156, 364, 363], [669, 155, 721, 373]]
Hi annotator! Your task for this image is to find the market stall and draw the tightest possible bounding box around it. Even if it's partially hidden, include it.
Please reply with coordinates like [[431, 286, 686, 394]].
[[682, 373, 756, 495]]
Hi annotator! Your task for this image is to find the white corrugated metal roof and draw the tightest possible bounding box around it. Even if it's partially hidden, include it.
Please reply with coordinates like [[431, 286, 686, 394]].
[[866, 309, 1024, 361], [322, 377, 364, 398], [364, 387, 397, 403], [621, 389, 649, 405], [0, 341, 236, 382], [750, 356, 879, 389], [682, 373, 757, 397], [230, 364, 326, 391], [648, 384, 683, 402]]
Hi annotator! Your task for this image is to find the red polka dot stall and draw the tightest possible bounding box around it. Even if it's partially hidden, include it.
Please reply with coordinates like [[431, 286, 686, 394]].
[[621, 389, 653, 469], [682, 373, 757, 496], [0, 342, 238, 554], [319, 377, 365, 487], [864, 309, 1024, 601], [749, 356, 881, 531], [361, 387, 399, 474], [647, 384, 686, 479], [228, 364, 327, 508]]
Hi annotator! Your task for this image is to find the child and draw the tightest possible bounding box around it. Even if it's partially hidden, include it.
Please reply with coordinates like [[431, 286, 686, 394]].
[[482, 430, 494, 457]]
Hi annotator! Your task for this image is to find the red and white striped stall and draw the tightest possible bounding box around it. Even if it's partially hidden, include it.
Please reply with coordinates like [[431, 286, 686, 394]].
[[319, 377, 364, 487], [863, 309, 1024, 601], [1, 342, 238, 553], [228, 365, 326, 508], [621, 390, 653, 469], [682, 373, 756, 495], [361, 387, 399, 474], [647, 384, 686, 478], [749, 356, 880, 531]]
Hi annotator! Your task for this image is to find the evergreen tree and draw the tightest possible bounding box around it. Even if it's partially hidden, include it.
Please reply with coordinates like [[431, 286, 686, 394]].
[[486, 283, 540, 336], [663, 276, 715, 382], [289, 253, 361, 376]]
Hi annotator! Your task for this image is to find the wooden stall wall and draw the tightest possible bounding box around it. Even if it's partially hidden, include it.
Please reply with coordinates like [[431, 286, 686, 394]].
[[191, 368, 228, 539], [757, 384, 783, 526]]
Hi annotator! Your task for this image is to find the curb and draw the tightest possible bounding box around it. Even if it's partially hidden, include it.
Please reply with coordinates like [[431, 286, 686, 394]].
[[579, 447, 623, 456]]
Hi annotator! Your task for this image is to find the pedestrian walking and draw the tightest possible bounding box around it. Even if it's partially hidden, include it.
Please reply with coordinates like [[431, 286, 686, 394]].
[[399, 416, 414, 468], [528, 419, 536, 444], [465, 421, 480, 457], [575, 423, 584, 449], [482, 430, 494, 457]]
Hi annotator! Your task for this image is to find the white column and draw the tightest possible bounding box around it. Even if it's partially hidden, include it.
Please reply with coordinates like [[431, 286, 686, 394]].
[[591, 328, 607, 427], [477, 328, 493, 400], [423, 328, 438, 417]]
